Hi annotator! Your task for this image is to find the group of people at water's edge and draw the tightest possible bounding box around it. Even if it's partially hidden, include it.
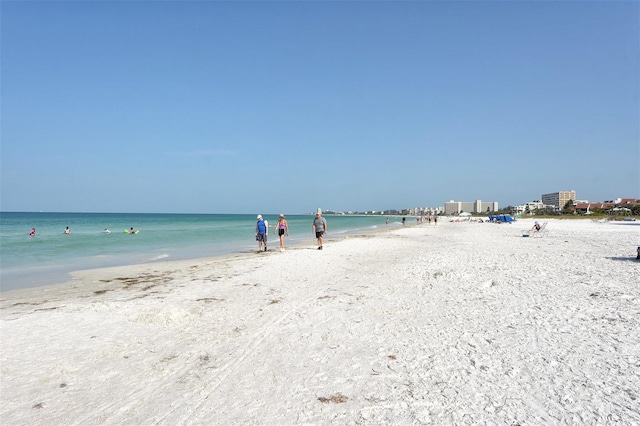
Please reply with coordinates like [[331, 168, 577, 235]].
[[255, 210, 328, 253]]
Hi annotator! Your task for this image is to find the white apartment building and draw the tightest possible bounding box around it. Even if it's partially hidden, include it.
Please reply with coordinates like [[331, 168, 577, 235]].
[[444, 200, 499, 215], [514, 200, 549, 214], [407, 207, 444, 216]]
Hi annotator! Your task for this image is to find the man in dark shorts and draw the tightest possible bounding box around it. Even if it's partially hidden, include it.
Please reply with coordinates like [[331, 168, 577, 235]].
[[255, 214, 268, 252], [312, 210, 328, 250]]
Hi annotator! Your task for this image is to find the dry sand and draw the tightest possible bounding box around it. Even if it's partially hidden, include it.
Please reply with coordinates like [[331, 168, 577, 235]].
[[1, 219, 639, 425]]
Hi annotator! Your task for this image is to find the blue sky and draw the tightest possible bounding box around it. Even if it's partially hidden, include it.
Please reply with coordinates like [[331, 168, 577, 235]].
[[1, 1, 638, 214]]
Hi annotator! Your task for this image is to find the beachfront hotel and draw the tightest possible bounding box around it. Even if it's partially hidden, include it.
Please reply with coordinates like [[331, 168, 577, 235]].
[[444, 200, 499, 215], [514, 200, 553, 214], [541, 190, 576, 211]]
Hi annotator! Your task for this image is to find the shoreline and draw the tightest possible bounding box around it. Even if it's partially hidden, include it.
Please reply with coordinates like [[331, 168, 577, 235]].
[[0, 214, 399, 292], [1, 219, 638, 424], [2, 217, 636, 299], [0, 218, 408, 297]]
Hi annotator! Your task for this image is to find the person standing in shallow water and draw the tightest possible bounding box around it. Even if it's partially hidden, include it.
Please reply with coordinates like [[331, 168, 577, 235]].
[[275, 214, 289, 252], [312, 211, 327, 250]]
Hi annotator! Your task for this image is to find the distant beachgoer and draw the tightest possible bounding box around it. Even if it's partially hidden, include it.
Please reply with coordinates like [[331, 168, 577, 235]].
[[385, 217, 389, 226], [636, 246, 639, 260], [103, 228, 111, 234], [255, 215, 268, 252], [64, 226, 71, 235], [529, 221, 541, 234], [275, 214, 289, 252], [434, 216, 438, 225], [312, 211, 328, 250], [129, 227, 136, 234], [29, 228, 36, 237], [402, 217, 406, 226], [428, 216, 432, 224]]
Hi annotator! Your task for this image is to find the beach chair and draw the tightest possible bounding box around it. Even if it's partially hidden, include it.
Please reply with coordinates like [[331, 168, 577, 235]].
[[522, 221, 549, 238], [531, 221, 549, 238]]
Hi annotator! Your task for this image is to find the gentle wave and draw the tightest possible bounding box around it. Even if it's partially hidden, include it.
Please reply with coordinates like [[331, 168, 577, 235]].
[[151, 254, 170, 261]]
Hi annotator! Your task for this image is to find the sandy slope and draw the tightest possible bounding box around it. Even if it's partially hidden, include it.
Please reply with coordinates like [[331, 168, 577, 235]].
[[1, 219, 639, 425]]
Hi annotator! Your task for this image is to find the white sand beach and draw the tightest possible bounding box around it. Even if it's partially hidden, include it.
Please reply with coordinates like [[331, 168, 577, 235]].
[[1, 219, 639, 425]]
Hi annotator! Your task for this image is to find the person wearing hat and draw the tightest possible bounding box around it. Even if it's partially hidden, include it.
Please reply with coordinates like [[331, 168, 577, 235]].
[[274, 214, 289, 252], [529, 221, 541, 234], [255, 215, 269, 252]]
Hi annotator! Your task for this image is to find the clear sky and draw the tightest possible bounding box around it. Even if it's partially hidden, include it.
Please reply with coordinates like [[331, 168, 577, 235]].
[[1, 1, 638, 214]]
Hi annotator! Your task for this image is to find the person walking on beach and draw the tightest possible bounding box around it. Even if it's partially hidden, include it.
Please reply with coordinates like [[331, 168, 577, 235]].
[[312, 210, 327, 250], [275, 214, 289, 252], [255, 215, 269, 252], [434, 216, 438, 225]]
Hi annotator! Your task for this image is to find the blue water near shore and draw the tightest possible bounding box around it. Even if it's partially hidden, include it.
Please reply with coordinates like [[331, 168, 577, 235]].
[[0, 212, 397, 291]]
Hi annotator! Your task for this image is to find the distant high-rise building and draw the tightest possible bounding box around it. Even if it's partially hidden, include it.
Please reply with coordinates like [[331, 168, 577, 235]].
[[444, 200, 498, 215], [541, 190, 576, 211]]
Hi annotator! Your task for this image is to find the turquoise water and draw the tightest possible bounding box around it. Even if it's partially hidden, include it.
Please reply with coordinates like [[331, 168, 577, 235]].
[[0, 212, 396, 290]]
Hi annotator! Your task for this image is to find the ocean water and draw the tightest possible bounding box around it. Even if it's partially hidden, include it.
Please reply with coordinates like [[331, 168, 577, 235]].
[[0, 212, 397, 291]]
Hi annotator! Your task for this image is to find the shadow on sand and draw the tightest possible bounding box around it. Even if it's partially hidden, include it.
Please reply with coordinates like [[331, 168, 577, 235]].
[[606, 256, 640, 262]]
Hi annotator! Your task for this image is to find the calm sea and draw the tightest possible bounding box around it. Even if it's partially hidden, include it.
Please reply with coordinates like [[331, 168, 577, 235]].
[[0, 212, 398, 291]]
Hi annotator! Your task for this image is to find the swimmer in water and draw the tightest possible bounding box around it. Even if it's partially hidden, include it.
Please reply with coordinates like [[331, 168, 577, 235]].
[[29, 228, 36, 237]]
